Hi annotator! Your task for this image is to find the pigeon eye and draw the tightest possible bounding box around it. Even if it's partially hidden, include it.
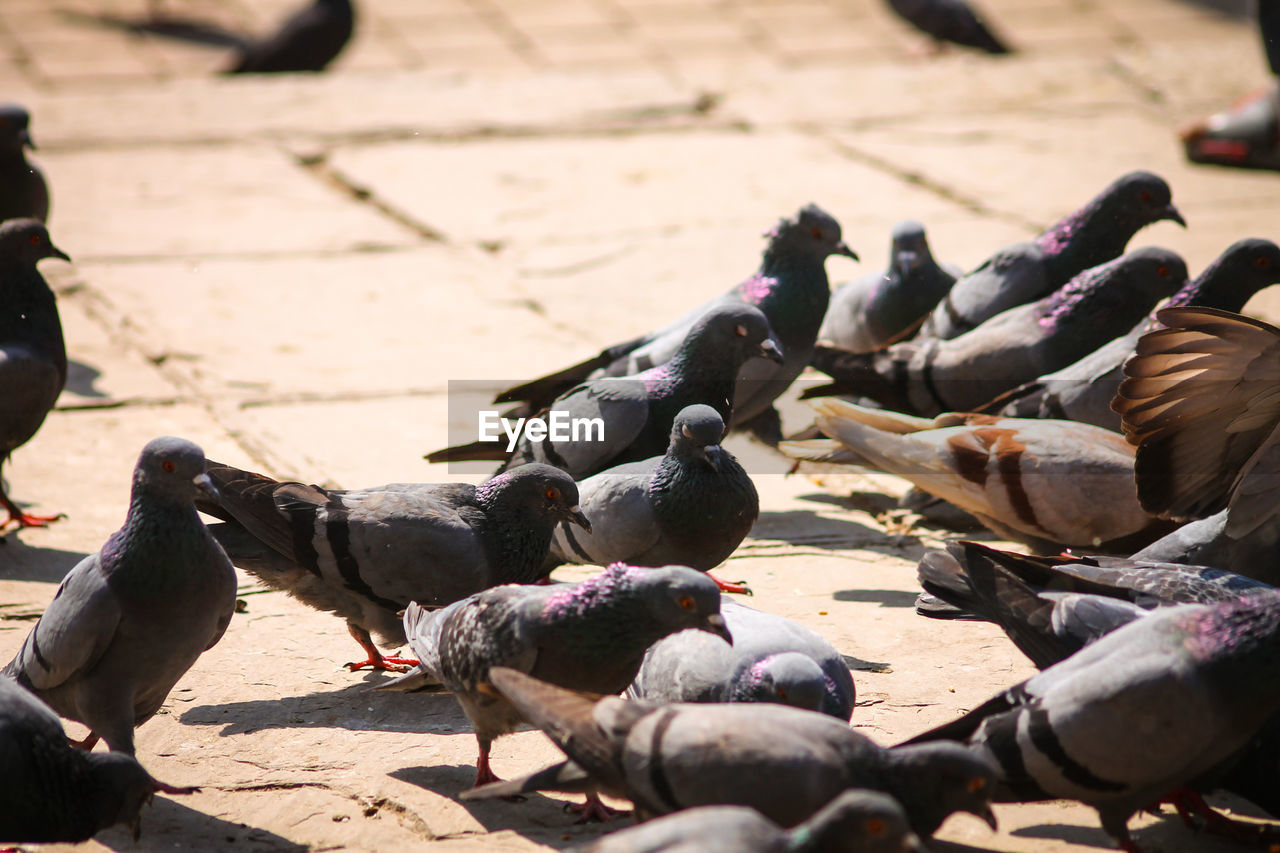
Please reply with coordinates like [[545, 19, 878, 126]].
[[865, 818, 885, 837], [1156, 266, 1169, 277], [810, 228, 822, 239], [967, 777, 986, 793], [777, 687, 788, 701], [28, 234, 40, 247], [545, 487, 560, 502], [1140, 191, 1153, 202], [162, 460, 176, 473], [678, 596, 695, 611], [1257, 257, 1271, 269], [735, 324, 747, 337]]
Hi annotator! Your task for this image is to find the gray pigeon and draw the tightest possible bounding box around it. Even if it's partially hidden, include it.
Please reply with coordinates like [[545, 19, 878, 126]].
[[884, 0, 1012, 54], [0, 105, 48, 223], [195, 460, 590, 672], [627, 597, 856, 720], [818, 221, 958, 354], [0, 676, 196, 843], [464, 668, 998, 837], [377, 564, 730, 796], [428, 304, 784, 478], [806, 247, 1188, 416], [484, 205, 857, 440], [1129, 508, 1280, 579], [0, 219, 69, 534], [903, 590, 1280, 850], [579, 789, 923, 853], [988, 238, 1280, 430], [918, 172, 1184, 341], [3, 437, 237, 757], [545, 404, 758, 592]]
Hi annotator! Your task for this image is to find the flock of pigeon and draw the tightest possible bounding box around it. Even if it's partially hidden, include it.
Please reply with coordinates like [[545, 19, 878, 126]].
[[5, 57, 1280, 853]]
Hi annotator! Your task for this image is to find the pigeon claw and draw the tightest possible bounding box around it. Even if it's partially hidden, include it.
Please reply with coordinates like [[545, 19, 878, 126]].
[[708, 573, 752, 595], [345, 655, 418, 673], [565, 793, 623, 824], [0, 509, 67, 533]]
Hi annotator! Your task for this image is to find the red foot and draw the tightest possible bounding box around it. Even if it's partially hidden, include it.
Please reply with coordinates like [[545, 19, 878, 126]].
[[0, 509, 66, 533], [474, 750, 502, 788], [67, 733, 100, 751], [1158, 787, 1279, 844], [708, 573, 752, 595], [565, 793, 622, 823], [345, 654, 419, 673]]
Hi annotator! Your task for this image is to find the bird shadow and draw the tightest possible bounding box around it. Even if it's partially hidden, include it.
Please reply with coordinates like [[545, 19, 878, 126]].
[[751, 508, 914, 551], [832, 589, 920, 608], [93, 794, 307, 852], [0, 538, 90, 583], [65, 358, 108, 398], [1011, 812, 1257, 851]]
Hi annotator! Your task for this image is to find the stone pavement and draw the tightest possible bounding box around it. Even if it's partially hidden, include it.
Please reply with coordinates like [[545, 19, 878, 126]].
[[2, 0, 1279, 850]]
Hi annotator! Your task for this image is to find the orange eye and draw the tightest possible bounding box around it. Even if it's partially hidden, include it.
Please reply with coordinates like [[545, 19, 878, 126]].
[[545, 487, 560, 501], [1258, 257, 1271, 269], [1156, 266, 1169, 277], [810, 228, 822, 239], [865, 818, 885, 837], [1140, 191, 1153, 202], [28, 234, 40, 247], [162, 460, 176, 473], [735, 324, 747, 337], [967, 777, 987, 793], [678, 596, 695, 611], [776, 687, 788, 701]]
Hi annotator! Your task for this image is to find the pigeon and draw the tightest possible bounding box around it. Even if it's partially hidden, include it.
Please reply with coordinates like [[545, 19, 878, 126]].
[[3, 437, 237, 757], [987, 238, 1280, 430], [579, 789, 923, 853], [1129, 507, 1280, 579], [0, 219, 70, 533], [377, 564, 731, 795], [484, 205, 857, 439], [627, 597, 857, 720], [464, 668, 999, 837], [225, 0, 355, 74], [195, 460, 590, 672], [0, 676, 197, 843], [0, 105, 48, 223], [903, 591, 1280, 851], [884, 0, 1012, 54], [427, 304, 784, 478], [918, 172, 1184, 341], [544, 404, 758, 592], [780, 399, 1174, 553], [818, 220, 958, 354], [806, 247, 1188, 416]]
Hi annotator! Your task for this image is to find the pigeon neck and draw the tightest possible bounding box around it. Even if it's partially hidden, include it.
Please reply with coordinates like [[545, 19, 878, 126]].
[[0, 147, 28, 169], [1169, 263, 1268, 314], [648, 448, 754, 539], [0, 266, 65, 372], [476, 487, 558, 583], [745, 246, 832, 329], [1035, 263, 1159, 333], [1185, 595, 1280, 691], [1036, 199, 1132, 284]]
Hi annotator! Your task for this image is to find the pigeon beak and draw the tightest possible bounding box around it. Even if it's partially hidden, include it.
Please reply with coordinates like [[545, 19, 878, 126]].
[[48, 242, 70, 262], [566, 506, 591, 532], [1164, 205, 1187, 228], [973, 804, 998, 831], [18, 128, 33, 150], [897, 249, 921, 271], [833, 240, 859, 261], [194, 472, 220, 499], [757, 337, 785, 364], [902, 832, 926, 853], [700, 445, 723, 472], [702, 613, 732, 644]]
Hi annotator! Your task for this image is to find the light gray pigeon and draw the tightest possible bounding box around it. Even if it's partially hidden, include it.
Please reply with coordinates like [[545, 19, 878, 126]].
[[464, 668, 998, 837], [988, 238, 1280, 430], [483, 205, 857, 441], [3, 437, 237, 756], [377, 564, 730, 799], [428, 304, 784, 477], [818, 220, 958, 354], [545, 404, 758, 593], [903, 590, 1280, 851], [0, 219, 69, 534], [627, 597, 856, 720], [0, 105, 48, 223], [0, 676, 196, 843], [806, 247, 1187, 416], [579, 789, 923, 853], [195, 460, 590, 672], [918, 172, 1184, 341], [884, 0, 1012, 54]]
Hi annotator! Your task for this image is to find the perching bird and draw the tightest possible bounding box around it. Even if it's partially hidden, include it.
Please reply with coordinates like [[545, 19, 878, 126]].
[[195, 460, 589, 671], [818, 220, 958, 354], [628, 597, 857, 720], [918, 172, 1184, 340], [428, 304, 783, 478], [3, 437, 237, 757], [903, 590, 1280, 851], [0, 219, 69, 533], [486, 205, 857, 440], [465, 668, 998, 837], [988, 238, 1280, 430], [806, 247, 1187, 416], [544, 404, 758, 592], [884, 0, 1012, 54], [0, 676, 196, 844], [0, 105, 48, 223], [579, 789, 923, 853], [781, 399, 1173, 553], [378, 565, 730, 797]]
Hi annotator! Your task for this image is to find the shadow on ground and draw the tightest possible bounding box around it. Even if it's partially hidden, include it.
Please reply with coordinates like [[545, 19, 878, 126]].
[[0, 537, 89, 583], [750, 507, 910, 551], [94, 795, 308, 852]]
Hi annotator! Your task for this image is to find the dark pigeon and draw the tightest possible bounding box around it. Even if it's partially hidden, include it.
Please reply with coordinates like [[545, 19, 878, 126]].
[[545, 404, 758, 592], [225, 0, 355, 74], [195, 460, 589, 672], [377, 565, 730, 798], [485, 205, 857, 440], [464, 668, 998, 837], [0, 676, 195, 843], [0, 105, 48, 223], [579, 789, 923, 853], [1130, 508, 1280, 579], [428, 304, 783, 478], [818, 220, 958, 354], [627, 597, 856, 720], [989, 238, 1280, 430], [918, 172, 1184, 341], [806, 247, 1187, 416], [3, 437, 237, 757], [884, 0, 1012, 54], [0, 219, 68, 533]]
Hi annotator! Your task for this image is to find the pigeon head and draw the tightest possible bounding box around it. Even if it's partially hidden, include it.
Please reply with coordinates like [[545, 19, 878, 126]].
[[679, 304, 785, 369], [0, 219, 69, 267], [799, 789, 924, 853], [668, 404, 727, 471], [1172, 237, 1280, 312], [1037, 247, 1186, 331], [480, 463, 590, 532], [1102, 171, 1185, 230], [0, 103, 33, 152], [134, 436, 209, 503], [632, 564, 731, 642], [766, 204, 859, 262], [86, 752, 157, 840], [1114, 246, 1189, 302], [881, 742, 998, 836], [889, 220, 930, 275], [730, 651, 827, 711]]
